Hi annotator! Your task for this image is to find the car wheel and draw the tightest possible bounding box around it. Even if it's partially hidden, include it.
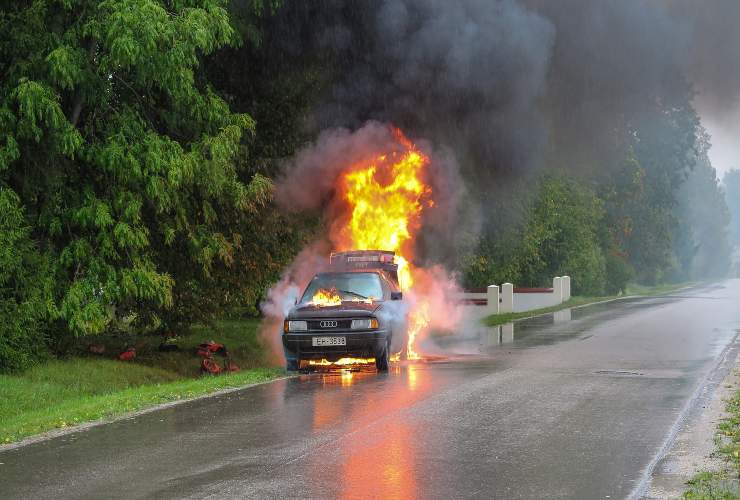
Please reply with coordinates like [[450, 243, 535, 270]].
[[375, 340, 389, 372], [286, 358, 300, 371]]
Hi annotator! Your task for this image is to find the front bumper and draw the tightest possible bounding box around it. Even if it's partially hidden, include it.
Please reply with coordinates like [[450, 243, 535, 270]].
[[282, 330, 389, 361]]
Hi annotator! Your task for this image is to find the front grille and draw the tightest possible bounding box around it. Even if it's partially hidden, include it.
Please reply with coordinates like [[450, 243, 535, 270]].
[[307, 319, 352, 331]]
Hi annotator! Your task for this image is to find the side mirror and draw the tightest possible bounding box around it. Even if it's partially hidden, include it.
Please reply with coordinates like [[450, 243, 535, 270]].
[[390, 291, 403, 301]]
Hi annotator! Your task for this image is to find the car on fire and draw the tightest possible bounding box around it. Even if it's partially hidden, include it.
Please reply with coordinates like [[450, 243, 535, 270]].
[[282, 250, 406, 372]]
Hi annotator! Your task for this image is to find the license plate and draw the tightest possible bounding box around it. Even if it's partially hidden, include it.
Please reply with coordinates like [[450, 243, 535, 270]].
[[312, 336, 346, 347]]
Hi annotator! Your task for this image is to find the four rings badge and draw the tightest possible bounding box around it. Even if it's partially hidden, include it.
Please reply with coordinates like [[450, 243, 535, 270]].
[[320, 320, 338, 328]]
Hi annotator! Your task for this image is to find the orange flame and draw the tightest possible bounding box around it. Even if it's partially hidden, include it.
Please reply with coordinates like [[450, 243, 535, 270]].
[[311, 288, 342, 307], [307, 357, 375, 366], [406, 302, 429, 360], [335, 128, 432, 359]]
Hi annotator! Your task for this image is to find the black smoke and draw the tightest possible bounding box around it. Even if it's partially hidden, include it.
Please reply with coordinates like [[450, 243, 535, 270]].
[[261, 0, 740, 263], [308, 0, 555, 184], [266, 0, 740, 173]]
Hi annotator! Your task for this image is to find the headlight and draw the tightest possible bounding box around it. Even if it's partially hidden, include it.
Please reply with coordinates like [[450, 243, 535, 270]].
[[351, 318, 379, 330], [284, 320, 307, 332]]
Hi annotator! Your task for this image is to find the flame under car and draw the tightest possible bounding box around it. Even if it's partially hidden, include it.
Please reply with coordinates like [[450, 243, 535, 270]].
[[282, 251, 406, 372]]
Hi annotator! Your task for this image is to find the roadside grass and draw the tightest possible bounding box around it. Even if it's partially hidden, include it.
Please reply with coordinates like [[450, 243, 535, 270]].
[[483, 282, 692, 327], [0, 319, 284, 445], [134, 319, 270, 377], [684, 389, 740, 499]]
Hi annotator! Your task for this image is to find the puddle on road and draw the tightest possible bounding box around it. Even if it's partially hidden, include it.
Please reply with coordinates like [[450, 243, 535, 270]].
[[430, 297, 675, 355]]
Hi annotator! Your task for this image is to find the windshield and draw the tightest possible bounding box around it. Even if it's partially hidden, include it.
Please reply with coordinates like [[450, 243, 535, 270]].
[[301, 272, 384, 304]]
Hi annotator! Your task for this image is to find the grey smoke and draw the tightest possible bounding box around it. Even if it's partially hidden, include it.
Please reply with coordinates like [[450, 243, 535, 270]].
[[275, 122, 398, 213], [671, 0, 740, 115], [269, 0, 740, 176], [311, 0, 555, 181]]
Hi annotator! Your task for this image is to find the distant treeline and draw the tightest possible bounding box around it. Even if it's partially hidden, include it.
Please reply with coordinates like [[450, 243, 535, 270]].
[[458, 130, 732, 295]]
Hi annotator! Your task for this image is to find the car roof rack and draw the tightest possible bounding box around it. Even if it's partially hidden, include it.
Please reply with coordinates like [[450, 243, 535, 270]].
[[329, 250, 399, 280]]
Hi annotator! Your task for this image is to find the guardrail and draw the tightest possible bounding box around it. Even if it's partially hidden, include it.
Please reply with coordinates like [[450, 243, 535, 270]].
[[456, 276, 571, 318]]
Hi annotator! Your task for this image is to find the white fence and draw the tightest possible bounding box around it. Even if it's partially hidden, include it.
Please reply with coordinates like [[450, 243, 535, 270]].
[[457, 276, 571, 320]]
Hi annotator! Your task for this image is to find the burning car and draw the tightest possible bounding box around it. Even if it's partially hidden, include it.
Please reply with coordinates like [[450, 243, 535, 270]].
[[282, 250, 406, 372]]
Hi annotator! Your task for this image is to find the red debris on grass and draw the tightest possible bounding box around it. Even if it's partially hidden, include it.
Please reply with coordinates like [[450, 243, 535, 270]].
[[200, 357, 223, 375], [118, 347, 136, 361]]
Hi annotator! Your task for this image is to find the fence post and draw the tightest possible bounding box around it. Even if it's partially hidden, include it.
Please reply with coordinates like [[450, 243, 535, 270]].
[[553, 276, 563, 304], [486, 285, 500, 315], [501, 283, 513, 313], [562, 276, 571, 301]]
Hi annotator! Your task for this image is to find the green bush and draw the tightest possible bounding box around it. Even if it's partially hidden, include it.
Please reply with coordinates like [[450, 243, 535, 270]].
[[460, 176, 610, 293], [0, 189, 50, 373], [604, 252, 634, 295], [563, 244, 606, 296]]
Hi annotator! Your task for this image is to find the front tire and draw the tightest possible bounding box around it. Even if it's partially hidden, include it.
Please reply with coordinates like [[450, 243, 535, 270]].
[[375, 340, 389, 372], [286, 358, 300, 371]]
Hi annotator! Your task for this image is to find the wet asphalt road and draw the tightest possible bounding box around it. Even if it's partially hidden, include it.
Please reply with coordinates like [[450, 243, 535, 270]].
[[2, 282, 740, 500]]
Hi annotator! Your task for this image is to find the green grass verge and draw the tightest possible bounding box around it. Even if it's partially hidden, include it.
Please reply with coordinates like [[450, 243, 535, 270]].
[[684, 390, 740, 499], [0, 319, 284, 445], [483, 282, 692, 327]]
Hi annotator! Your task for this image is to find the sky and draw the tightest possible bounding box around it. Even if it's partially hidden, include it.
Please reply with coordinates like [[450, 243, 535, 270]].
[[699, 100, 740, 179]]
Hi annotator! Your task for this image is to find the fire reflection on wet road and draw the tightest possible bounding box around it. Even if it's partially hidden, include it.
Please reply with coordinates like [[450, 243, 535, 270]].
[[1, 282, 740, 499], [305, 365, 427, 500]]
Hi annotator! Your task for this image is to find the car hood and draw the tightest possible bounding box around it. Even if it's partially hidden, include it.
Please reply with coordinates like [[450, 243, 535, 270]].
[[288, 301, 381, 318]]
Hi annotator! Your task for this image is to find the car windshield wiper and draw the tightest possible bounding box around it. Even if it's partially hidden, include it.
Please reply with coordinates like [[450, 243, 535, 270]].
[[337, 289, 368, 300]]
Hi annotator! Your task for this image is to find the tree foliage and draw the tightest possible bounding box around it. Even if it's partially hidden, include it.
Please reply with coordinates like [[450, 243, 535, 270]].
[[461, 98, 729, 294], [0, 188, 51, 371], [671, 129, 731, 280], [0, 0, 292, 371], [462, 176, 610, 295]]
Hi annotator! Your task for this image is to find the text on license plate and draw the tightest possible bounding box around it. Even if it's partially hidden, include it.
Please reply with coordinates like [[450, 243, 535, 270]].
[[312, 336, 346, 347]]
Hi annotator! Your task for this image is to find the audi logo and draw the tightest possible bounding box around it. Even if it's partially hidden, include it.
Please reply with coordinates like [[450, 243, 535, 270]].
[[320, 320, 338, 328]]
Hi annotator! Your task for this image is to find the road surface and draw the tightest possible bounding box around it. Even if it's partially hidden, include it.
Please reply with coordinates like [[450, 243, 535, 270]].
[[2, 281, 739, 499]]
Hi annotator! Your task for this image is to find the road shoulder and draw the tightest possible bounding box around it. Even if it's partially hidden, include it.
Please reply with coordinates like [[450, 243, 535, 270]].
[[644, 335, 739, 498]]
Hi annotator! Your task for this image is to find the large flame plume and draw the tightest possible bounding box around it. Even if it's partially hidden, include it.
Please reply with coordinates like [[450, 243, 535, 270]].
[[332, 128, 433, 359]]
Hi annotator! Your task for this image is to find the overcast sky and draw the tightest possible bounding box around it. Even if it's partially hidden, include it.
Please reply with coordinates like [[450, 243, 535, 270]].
[[699, 97, 740, 179]]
